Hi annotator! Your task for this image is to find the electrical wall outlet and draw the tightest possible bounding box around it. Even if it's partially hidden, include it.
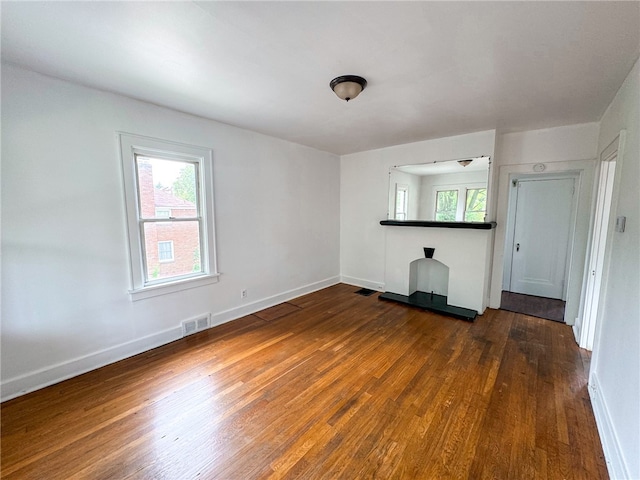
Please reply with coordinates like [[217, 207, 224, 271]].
[[241, 289, 247, 299]]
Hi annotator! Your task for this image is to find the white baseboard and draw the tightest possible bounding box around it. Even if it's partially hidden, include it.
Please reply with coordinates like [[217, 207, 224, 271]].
[[210, 276, 340, 326], [589, 372, 631, 479], [572, 323, 581, 345], [1, 276, 341, 403], [340, 275, 385, 292], [1, 326, 182, 402]]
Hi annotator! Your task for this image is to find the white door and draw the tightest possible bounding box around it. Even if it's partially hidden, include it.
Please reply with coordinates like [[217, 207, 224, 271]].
[[579, 132, 624, 350], [581, 161, 615, 348], [510, 178, 575, 299]]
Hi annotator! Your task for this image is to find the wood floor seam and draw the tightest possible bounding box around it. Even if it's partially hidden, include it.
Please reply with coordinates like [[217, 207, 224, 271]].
[[1, 284, 608, 479]]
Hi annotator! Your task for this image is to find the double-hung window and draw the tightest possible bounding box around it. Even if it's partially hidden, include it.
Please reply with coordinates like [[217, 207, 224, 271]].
[[464, 188, 487, 222], [435, 189, 459, 221], [434, 186, 487, 222], [119, 133, 218, 300], [158, 241, 174, 263], [394, 184, 409, 220]]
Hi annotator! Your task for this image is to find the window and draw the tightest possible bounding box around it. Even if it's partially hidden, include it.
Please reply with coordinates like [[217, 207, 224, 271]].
[[158, 241, 174, 262], [155, 207, 171, 218], [433, 185, 487, 222], [119, 133, 218, 300], [464, 188, 487, 222], [395, 184, 409, 220], [435, 190, 458, 221]]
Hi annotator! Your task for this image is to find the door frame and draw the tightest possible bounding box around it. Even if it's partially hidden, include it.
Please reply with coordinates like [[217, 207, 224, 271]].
[[489, 159, 597, 327], [577, 131, 626, 350], [502, 172, 579, 303]]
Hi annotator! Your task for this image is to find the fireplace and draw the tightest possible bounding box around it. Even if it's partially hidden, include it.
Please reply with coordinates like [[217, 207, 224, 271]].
[[378, 225, 495, 321], [380, 247, 477, 321]]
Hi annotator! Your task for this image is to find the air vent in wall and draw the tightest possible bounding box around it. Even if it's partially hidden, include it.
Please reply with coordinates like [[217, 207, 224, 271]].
[[182, 313, 211, 337]]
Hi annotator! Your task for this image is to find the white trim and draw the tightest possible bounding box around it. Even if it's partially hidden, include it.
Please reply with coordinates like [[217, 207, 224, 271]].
[[489, 158, 596, 327], [433, 182, 486, 221], [579, 131, 626, 350], [589, 372, 631, 479], [394, 183, 409, 220], [572, 323, 581, 344], [0, 326, 182, 402], [157, 240, 174, 263], [211, 276, 341, 326], [463, 186, 487, 222], [340, 275, 385, 292], [1, 276, 340, 402], [118, 132, 219, 297], [501, 172, 579, 303], [129, 273, 220, 301]]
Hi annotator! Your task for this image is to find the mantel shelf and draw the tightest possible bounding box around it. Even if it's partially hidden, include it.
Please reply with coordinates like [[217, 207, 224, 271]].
[[380, 220, 497, 229]]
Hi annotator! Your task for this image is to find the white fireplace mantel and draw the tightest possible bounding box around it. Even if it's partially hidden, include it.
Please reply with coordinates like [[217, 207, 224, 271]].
[[383, 226, 494, 314]]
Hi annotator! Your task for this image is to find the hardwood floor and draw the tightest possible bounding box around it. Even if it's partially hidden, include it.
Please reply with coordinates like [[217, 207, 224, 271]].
[[1, 284, 608, 479]]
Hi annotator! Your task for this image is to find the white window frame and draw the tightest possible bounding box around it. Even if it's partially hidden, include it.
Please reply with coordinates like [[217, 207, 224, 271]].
[[432, 182, 486, 221], [463, 187, 487, 222], [119, 133, 219, 301], [155, 207, 171, 218], [157, 240, 174, 263], [434, 189, 459, 221], [394, 184, 409, 220]]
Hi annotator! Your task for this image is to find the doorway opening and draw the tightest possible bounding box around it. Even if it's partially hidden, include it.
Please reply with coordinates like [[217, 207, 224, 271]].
[[577, 132, 625, 350], [502, 173, 579, 322], [500, 290, 566, 322]]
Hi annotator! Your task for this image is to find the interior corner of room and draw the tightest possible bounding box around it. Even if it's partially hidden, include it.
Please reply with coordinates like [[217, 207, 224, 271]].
[[1, 2, 639, 478]]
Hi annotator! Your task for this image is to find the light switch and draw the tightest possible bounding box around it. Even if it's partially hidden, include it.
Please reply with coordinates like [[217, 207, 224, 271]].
[[615, 216, 626, 232]]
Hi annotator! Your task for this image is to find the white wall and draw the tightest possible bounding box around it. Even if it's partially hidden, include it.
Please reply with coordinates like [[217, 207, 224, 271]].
[[1, 65, 341, 400], [589, 59, 639, 480], [340, 130, 496, 291], [498, 123, 600, 165], [489, 123, 600, 326]]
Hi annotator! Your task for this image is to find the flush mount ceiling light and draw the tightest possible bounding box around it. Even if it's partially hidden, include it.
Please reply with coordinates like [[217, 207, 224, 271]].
[[457, 159, 473, 167], [330, 75, 367, 102]]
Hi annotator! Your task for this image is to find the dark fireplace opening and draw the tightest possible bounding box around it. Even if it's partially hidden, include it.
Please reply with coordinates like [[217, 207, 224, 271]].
[[380, 247, 477, 321]]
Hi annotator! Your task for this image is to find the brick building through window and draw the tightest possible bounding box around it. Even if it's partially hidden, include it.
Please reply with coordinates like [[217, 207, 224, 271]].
[[137, 160, 201, 282]]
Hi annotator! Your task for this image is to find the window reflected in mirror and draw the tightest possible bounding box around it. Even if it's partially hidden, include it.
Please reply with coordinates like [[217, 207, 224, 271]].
[[394, 184, 409, 220], [388, 156, 490, 222]]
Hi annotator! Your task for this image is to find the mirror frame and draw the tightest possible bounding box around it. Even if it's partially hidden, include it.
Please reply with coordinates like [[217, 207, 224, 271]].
[[387, 156, 492, 224]]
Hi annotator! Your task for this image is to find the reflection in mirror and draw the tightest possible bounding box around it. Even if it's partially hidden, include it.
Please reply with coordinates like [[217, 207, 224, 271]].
[[388, 156, 491, 222]]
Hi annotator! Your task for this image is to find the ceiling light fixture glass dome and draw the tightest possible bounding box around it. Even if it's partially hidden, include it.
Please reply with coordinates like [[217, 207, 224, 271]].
[[330, 75, 367, 102]]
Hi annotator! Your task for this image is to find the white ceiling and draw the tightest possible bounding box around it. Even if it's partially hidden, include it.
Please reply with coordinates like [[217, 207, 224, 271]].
[[2, 1, 639, 155]]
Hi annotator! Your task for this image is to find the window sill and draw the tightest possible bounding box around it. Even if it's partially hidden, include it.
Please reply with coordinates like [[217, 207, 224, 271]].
[[129, 273, 220, 301]]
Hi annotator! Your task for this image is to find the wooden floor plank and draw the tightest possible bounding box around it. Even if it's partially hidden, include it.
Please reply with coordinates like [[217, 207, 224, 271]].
[[1, 284, 608, 479]]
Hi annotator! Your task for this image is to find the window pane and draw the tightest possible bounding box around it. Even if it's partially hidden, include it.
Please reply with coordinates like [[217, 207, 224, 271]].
[[158, 241, 174, 262], [155, 208, 171, 218], [435, 190, 458, 221], [395, 185, 408, 220], [143, 221, 202, 282], [136, 156, 198, 219], [464, 188, 487, 222]]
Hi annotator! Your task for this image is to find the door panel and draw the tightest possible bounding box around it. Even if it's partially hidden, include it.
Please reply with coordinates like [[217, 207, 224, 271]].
[[510, 178, 574, 299], [581, 159, 616, 349]]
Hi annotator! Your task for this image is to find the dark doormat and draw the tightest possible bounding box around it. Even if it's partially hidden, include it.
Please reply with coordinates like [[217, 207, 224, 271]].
[[501, 291, 565, 323], [355, 288, 376, 297]]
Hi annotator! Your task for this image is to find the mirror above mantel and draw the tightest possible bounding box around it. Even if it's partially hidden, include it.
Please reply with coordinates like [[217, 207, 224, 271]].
[[388, 156, 491, 223]]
